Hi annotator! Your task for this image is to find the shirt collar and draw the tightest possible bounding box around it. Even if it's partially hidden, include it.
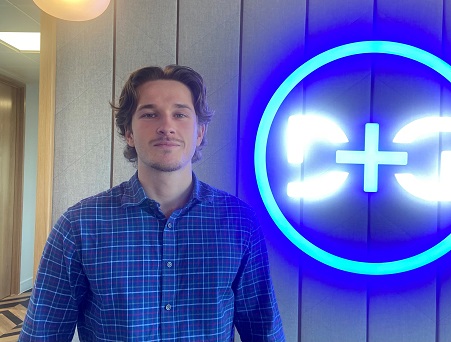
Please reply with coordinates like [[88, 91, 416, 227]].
[[121, 171, 215, 208], [120, 172, 148, 208]]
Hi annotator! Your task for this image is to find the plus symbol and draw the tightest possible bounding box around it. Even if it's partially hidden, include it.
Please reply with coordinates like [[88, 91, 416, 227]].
[[336, 123, 408, 192]]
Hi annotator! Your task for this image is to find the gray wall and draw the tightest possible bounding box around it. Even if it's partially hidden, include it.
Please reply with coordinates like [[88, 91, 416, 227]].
[[52, 1, 451, 341]]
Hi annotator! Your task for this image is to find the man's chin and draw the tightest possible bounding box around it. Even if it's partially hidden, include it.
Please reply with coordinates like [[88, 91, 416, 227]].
[[150, 163, 182, 173]]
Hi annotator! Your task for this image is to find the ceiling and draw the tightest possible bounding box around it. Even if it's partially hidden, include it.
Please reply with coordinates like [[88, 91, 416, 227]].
[[0, 0, 40, 84]]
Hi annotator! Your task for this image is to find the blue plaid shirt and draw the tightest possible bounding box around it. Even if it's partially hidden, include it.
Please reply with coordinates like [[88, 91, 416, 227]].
[[20, 173, 285, 341]]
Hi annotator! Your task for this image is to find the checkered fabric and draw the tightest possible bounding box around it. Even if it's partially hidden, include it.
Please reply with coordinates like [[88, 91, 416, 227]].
[[20, 173, 285, 341]]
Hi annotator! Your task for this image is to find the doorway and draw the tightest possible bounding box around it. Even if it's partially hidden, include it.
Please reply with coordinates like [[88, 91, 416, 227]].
[[0, 76, 24, 299]]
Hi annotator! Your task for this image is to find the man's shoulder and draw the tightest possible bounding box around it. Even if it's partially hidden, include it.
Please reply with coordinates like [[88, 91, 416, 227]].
[[197, 181, 254, 212], [67, 178, 133, 213]]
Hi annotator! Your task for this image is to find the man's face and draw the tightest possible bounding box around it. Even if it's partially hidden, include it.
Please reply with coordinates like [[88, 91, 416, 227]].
[[125, 80, 205, 173]]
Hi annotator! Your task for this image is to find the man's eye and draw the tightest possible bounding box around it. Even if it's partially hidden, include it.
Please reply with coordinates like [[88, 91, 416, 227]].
[[142, 113, 156, 118], [175, 113, 187, 118]]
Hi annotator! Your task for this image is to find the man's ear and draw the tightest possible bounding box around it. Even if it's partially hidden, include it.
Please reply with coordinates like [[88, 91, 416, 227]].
[[197, 124, 206, 147], [125, 129, 135, 147]]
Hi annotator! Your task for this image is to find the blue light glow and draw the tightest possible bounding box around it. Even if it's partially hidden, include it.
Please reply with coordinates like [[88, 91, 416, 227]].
[[394, 117, 451, 201], [393, 116, 451, 143], [255, 41, 451, 275], [336, 123, 407, 192], [286, 114, 349, 164], [287, 172, 349, 200], [394, 150, 451, 201], [286, 115, 349, 199]]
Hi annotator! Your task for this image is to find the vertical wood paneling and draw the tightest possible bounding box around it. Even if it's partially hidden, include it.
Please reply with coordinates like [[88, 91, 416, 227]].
[[374, 0, 443, 55], [178, 0, 241, 194], [0, 81, 15, 298], [52, 4, 114, 222], [438, 2, 451, 341], [306, 0, 374, 54], [112, 0, 177, 185], [300, 1, 373, 341], [438, 100, 451, 341], [11, 82, 24, 295], [369, 280, 437, 342], [368, 63, 439, 342], [177, 3, 241, 334], [33, 13, 56, 276], [369, 1, 443, 341], [239, 1, 307, 340]]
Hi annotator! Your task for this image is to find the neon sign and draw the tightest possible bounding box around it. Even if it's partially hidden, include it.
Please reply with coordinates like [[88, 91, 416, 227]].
[[255, 41, 451, 275], [393, 117, 451, 201], [287, 116, 451, 198], [286, 115, 349, 200]]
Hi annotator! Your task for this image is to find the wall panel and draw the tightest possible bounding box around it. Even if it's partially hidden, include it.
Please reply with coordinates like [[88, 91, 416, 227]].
[[53, 4, 114, 222], [300, 0, 373, 340], [368, 1, 443, 341], [439, 98, 451, 342], [112, 0, 177, 185], [178, 0, 241, 193], [239, 0, 307, 340], [438, 1, 451, 340]]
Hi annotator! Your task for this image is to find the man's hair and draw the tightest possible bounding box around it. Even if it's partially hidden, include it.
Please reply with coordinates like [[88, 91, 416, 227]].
[[112, 65, 214, 163]]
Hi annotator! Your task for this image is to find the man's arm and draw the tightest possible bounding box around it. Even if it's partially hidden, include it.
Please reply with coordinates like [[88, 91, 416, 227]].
[[233, 216, 285, 342], [19, 215, 87, 341]]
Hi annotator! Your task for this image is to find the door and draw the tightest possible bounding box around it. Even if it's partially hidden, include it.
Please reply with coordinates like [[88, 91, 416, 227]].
[[0, 78, 24, 299]]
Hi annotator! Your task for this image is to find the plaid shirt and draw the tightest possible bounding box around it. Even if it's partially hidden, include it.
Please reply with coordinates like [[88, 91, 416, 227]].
[[20, 173, 285, 341]]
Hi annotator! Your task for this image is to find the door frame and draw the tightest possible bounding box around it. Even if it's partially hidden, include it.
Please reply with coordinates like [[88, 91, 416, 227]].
[[0, 75, 25, 295], [33, 13, 56, 276]]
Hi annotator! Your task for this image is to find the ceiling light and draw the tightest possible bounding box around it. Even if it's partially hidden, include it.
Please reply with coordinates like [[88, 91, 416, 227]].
[[32, 0, 111, 21], [0, 32, 40, 52]]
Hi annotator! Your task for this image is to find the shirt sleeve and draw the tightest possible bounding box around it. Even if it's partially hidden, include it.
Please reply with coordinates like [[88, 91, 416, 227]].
[[233, 213, 286, 342], [19, 214, 88, 342]]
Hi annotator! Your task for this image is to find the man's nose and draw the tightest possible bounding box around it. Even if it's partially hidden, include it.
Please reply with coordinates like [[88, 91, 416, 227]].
[[157, 115, 175, 135]]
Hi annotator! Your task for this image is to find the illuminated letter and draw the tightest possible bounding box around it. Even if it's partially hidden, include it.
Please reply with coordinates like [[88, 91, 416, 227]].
[[286, 115, 349, 199], [394, 117, 451, 201]]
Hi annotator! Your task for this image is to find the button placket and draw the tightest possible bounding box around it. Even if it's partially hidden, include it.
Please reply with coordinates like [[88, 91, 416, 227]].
[[161, 219, 176, 323]]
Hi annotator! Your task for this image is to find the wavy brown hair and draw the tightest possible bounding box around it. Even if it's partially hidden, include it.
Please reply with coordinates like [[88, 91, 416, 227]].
[[112, 65, 214, 163]]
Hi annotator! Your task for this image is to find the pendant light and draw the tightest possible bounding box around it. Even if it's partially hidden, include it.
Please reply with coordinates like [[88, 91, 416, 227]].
[[32, 0, 111, 21]]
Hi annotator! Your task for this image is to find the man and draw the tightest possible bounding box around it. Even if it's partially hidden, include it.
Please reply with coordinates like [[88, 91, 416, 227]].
[[20, 65, 285, 341]]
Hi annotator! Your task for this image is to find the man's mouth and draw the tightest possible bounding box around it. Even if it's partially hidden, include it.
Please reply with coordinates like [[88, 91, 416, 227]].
[[153, 139, 181, 147]]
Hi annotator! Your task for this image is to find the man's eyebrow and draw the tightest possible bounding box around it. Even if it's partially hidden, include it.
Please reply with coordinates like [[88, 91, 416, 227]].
[[136, 104, 156, 111], [136, 103, 194, 111], [174, 103, 194, 110]]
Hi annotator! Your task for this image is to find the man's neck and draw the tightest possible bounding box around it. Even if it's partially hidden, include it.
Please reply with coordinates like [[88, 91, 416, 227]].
[[137, 165, 194, 218]]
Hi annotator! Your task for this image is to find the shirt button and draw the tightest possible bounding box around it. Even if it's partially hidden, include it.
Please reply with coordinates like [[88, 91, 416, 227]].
[[166, 261, 173, 268], [167, 222, 172, 229], [165, 304, 172, 311]]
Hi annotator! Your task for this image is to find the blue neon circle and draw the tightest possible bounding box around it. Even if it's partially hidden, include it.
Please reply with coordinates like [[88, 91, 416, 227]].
[[255, 41, 451, 275]]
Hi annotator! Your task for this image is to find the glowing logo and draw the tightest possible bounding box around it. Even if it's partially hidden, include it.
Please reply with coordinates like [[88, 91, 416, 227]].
[[286, 115, 349, 199], [393, 117, 451, 201], [255, 41, 451, 275]]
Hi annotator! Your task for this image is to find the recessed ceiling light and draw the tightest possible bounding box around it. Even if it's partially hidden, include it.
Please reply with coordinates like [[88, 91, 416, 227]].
[[0, 32, 40, 52]]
